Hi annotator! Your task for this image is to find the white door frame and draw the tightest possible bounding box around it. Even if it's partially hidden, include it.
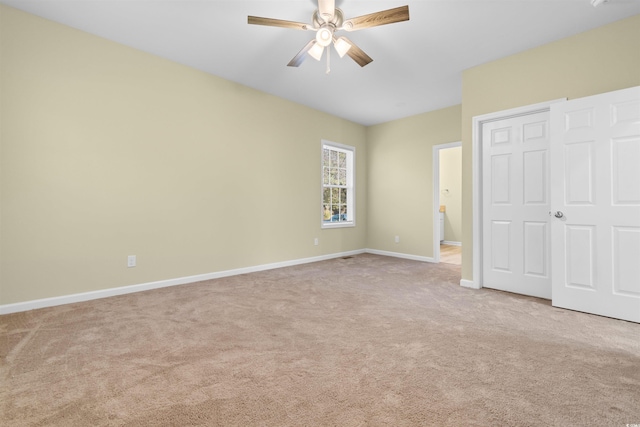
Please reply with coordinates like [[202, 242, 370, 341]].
[[471, 99, 566, 289], [433, 141, 461, 262]]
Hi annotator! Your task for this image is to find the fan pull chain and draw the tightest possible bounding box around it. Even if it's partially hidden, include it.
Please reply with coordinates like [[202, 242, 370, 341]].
[[326, 45, 331, 74]]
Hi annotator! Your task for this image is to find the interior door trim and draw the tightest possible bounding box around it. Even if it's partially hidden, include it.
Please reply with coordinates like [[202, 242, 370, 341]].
[[471, 98, 566, 290]]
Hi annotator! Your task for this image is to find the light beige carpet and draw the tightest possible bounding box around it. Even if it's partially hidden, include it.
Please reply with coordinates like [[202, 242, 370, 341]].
[[1, 254, 639, 426]]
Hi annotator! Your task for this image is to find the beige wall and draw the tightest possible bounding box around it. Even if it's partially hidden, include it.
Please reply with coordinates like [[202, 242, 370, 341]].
[[0, 6, 367, 305], [3, 5, 638, 306], [461, 14, 640, 281], [439, 147, 461, 243], [366, 105, 462, 258]]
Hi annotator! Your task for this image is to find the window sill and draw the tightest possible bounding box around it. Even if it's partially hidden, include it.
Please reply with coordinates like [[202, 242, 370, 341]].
[[321, 221, 355, 229]]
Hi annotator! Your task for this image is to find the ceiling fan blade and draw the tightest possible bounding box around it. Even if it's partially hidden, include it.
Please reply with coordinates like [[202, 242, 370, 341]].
[[318, 0, 335, 22], [248, 16, 310, 31], [287, 40, 316, 67], [341, 37, 373, 67], [342, 5, 409, 31]]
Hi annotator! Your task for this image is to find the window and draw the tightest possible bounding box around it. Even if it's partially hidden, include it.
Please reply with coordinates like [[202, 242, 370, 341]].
[[321, 141, 355, 228]]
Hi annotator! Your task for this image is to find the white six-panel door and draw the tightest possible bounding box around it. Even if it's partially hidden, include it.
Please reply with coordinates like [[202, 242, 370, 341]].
[[550, 86, 640, 323], [482, 112, 552, 299]]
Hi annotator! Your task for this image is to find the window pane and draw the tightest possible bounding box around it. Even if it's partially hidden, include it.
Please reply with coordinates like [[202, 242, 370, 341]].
[[323, 203, 331, 221], [323, 167, 330, 185], [333, 205, 340, 221], [340, 188, 347, 203], [323, 149, 330, 166], [330, 150, 338, 167], [332, 187, 341, 204], [323, 188, 330, 204], [330, 168, 339, 185], [339, 205, 347, 221], [339, 152, 346, 168], [339, 169, 346, 186]]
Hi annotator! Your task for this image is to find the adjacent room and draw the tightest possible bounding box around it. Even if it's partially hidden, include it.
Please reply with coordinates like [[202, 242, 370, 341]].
[[1, 1, 639, 425]]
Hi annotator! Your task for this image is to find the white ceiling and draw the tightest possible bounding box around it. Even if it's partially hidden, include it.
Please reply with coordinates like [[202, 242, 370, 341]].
[[2, 0, 639, 125]]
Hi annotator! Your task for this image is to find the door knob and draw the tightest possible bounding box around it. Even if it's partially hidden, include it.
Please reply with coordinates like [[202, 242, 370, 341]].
[[554, 211, 564, 218]]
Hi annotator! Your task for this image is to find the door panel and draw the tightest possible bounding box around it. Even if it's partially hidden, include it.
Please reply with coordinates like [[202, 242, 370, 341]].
[[551, 86, 640, 323], [523, 150, 547, 204], [565, 225, 596, 289], [523, 120, 547, 142], [613, 227, 640, 296], [523, 222, 547, 277], [612, 137, 640, 204], [491, 221, 511, 272], [564, 142, 594, 204], [491, 155, 511, 203], [482, 112, 551, 298]]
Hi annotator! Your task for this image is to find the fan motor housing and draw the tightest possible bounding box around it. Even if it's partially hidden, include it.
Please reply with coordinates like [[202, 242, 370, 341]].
[[313, 8, 344, 29]]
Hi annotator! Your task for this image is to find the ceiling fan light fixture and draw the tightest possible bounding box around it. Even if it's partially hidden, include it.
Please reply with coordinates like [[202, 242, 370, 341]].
[[334, 37, 351, 58], [248, 3, 410, 70], [316, 27, 333, 47], [308, 42, 324, 61]]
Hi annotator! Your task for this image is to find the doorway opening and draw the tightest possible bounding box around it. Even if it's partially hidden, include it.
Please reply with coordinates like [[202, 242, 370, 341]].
[[433, 141, 462, 265]]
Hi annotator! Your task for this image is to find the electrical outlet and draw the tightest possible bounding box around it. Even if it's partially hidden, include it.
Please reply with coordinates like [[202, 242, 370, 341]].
[[395, 235, 400, 243], [127, 255, 136, 268], [314, 238, 319, 246]]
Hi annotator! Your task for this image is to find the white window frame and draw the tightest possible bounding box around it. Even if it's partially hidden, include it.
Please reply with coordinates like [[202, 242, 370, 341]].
[[321, 140, 355, 229]]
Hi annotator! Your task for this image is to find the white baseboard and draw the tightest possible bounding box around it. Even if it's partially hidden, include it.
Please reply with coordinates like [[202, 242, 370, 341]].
[[442, 241, 462, 246], [460, 279, 481, 289], [0, 249, 366, 315], [365, 248, 436, 263]]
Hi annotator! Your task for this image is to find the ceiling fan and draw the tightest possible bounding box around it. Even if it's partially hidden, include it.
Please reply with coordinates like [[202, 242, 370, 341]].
[[248, 0, 409, 70]]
